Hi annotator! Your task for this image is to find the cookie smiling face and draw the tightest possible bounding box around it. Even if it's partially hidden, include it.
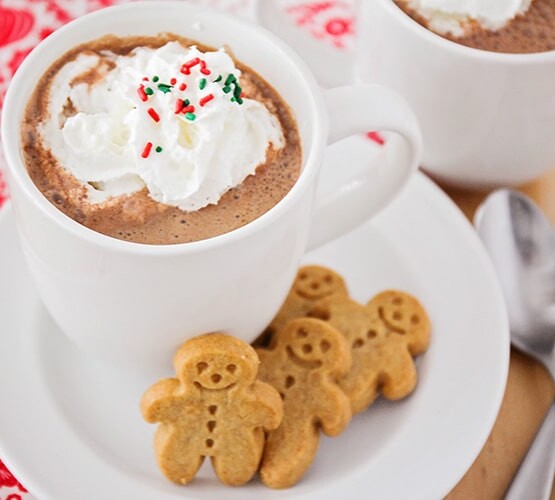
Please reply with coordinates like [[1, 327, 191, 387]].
[[293, 266, 348, 300], [285, 325, 325, 369], [191, 355, 244, 390], [280, 319, 347, 371], [366, 290, 431, 355], [174, 333, 259, 390]]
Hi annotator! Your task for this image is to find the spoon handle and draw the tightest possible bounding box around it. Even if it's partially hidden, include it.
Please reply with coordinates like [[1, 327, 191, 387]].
[[505, 403, 555, 500]]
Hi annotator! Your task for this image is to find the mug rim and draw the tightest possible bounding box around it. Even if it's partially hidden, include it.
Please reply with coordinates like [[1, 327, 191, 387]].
[[380, 0, 555, 64], [1, 1, 326, 256]]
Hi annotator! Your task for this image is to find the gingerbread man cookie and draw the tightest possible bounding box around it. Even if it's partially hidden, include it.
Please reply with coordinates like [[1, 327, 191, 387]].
[[311, 290, 431, 413], [256, 318, 352, 488], [141, 333, 283, 486], [253, 265, 349, 348]]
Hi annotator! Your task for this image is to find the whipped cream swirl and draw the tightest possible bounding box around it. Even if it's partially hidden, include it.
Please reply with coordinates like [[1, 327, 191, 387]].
[[401, 0, 532, 36], [40, 41, 284, 211]]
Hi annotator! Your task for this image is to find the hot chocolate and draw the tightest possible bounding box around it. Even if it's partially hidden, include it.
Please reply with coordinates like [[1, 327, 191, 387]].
[[395, 0, 555, 53], [21, 34, 301, 245]]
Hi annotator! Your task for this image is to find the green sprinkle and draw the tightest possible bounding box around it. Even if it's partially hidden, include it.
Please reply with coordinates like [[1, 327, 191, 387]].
[[157, 83, 173, 94], [222, 85, 231, 94], [155, 146, 163, 153], [236, 97, 243, 105], [225, 74, 236, 86], [233, 85, 242, 99], [183, 98, 190, 106], [199, 78, 207, 90], [185, 112, 196, 121], [145, 87, 154, 95], [214, 74, 222, 82], [152, 76, 159, 82]]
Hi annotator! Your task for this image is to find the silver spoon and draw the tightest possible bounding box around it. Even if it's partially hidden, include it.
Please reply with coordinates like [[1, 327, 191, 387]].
[[475, 189, 555, 500]]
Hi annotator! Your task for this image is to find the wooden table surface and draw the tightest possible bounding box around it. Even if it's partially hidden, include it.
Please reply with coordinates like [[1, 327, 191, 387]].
[[439, 169, 555, 500]]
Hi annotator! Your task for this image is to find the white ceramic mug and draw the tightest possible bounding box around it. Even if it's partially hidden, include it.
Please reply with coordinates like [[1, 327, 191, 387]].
[[358, 0, 555, 187], [1, 1, 421, 379], [257, 0, 555, 188]]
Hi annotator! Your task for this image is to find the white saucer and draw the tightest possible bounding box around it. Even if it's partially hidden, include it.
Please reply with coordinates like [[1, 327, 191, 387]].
[[0, 136, 509, 500]]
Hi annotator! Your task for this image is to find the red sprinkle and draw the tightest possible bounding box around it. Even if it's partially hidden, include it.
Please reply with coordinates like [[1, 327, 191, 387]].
[[366, 131, 385, 146], [179, 83, 187, 91], [199, 94, 215, 107], [199, 61, 211, 75], [142, 76, 149, 81], [180, 57, 201, 75], [170, 77, 177, 85], [141, 142, 153, 158], [181, 105, 195, 114], [137, 85, 148, 102], [147, 107, 160, 122], [174, 98, 184, 114]]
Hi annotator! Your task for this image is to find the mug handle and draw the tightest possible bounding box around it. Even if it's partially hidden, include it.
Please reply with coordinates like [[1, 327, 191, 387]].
[[307, 84, 422, 250]]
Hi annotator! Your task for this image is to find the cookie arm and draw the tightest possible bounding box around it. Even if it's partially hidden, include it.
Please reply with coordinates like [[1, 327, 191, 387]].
[[317, 385, 352, 437], [246, 381, 283, 431], [140, 378, 181, 423], [380, 349, 418, 400]]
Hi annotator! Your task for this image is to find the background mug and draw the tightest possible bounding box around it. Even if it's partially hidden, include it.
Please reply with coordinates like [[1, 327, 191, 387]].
[[258, 0, 555, 187], [2, 1, 421, 379]]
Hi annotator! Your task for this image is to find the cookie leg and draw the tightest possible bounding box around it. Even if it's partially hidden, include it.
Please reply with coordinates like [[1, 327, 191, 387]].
[[260, 421, 319, 489], [154, 427, 204, 485], [211, 428, 265, 486]]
